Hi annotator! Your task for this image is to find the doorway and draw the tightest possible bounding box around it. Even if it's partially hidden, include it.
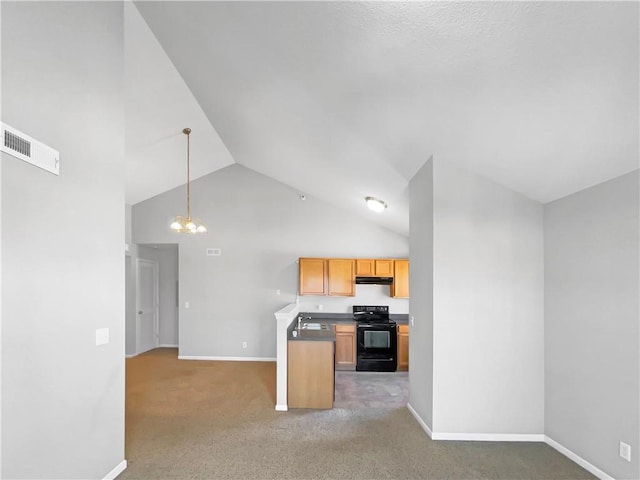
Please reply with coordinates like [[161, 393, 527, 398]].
[[125, 244, 179, 357], [137, 258, 159, 354]]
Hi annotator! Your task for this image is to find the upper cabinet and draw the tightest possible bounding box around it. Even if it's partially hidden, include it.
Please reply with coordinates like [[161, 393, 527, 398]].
[[327, 259, 355, 296], [356, 259, 394, 277], [299, 257, 409, 297], [391, 259, 409, 298], [299, 258, 327, 295]]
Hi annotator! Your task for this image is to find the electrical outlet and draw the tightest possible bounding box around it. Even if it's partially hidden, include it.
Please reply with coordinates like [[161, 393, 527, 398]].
[[276, 289, 281, 295], [410, 315, 415, 327], [184, 301, 190, 309], [317, 304, 323, 311], [242, 341, 248, 349], [620, 441, 631, 462]]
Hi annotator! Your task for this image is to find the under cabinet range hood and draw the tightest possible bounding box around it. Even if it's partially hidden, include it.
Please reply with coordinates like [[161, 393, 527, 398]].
[[355, 276, 394, 285]]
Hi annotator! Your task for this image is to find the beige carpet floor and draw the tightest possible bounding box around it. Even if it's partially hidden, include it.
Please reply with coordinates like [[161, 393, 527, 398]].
[[121, 348, 594, 480]]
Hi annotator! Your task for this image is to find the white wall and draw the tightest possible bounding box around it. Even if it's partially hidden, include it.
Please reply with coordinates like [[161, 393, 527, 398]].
[[408, 158, 434, 429], [544, 170, 639, 479], [1, 2, 125, 478], [132, 164, 408, 358], [431, 159, 544, 436]]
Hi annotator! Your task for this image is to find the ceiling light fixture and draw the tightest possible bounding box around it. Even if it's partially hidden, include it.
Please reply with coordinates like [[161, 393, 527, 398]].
[[365, 196, 387, 213], [170, 128, 207, 234]]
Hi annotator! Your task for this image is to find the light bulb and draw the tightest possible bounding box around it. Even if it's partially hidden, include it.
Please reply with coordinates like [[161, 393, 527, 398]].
[[196, 224, 207, 233], [170, 220, 183, 231], [366, 196, 387, 212]]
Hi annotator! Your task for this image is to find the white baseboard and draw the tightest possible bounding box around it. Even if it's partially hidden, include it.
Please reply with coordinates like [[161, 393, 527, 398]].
[[402, 404, 612, 479], [432, 432, 545, 442], [124, 353, 137, 358], [159, 344, 178, 348], [275, 404, 288, 411], [178, 355, 276, 362], [407, 403, 544, 442], [407, 402, 434, 439], [103, 460, 127, 480], [544, 436, 613, 480]]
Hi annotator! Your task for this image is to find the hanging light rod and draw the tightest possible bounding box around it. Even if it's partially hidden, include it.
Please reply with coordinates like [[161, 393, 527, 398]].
[[170, 128, 207, 234]]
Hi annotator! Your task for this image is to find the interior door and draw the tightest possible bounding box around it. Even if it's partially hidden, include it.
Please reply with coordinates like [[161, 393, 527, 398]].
[[137, 258, 159, 354]]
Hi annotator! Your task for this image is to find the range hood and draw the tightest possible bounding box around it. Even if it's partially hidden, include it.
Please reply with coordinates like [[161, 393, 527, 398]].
[[355, 276, 394, 285]]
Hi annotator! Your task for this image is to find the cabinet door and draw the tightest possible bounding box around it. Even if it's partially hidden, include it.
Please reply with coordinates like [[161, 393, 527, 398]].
[[327, 259, 355, 296], [391, 259, 409, 298], [375, 259, 394, 276], [397, 324, 409, 371], [334, 324, 356, 370], [288, 340, 334, 409], [299, 258, 326, 295], [355, 259, 375, 276]]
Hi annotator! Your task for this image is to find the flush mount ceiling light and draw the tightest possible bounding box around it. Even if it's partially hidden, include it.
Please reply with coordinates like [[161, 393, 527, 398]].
[[170, 128, 207, 234], [365, 196, 387, 213]]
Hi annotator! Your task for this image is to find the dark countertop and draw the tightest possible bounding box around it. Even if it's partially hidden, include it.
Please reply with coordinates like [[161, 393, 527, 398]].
[[301, 312, 409, 324], [287, 312, 409, 341], [287, 320, 336, 341]]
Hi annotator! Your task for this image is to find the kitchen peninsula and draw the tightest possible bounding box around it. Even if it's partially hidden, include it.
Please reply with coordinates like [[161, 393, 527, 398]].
[[287, 319, 335, 409], [279, 307, 409, 410]]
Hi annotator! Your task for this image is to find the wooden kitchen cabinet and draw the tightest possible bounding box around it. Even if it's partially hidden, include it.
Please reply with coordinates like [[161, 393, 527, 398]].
[[397, 324, 409, 371], [391, 259, 409, 298], [299, 258, 327, 295], [355, 259, 375, 276], [288, 340, 334, 409], [327, 258, 355, 296], [334, 323, 356, 370], [355, 259, 394, 277]]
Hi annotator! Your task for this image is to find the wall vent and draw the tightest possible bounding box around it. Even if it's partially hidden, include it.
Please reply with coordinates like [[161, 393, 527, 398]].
[[1, 122, 59, 175]]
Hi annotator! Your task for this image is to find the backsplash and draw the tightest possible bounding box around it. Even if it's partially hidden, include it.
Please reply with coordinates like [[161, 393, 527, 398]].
[[297, 284, 409, 313]]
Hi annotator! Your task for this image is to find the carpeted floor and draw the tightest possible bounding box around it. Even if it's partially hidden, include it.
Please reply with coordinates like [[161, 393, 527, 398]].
[[121, 348, 594, 480]]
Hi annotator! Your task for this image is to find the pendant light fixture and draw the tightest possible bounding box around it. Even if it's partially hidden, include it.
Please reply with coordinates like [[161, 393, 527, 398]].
[[170, 128, 207, 234]]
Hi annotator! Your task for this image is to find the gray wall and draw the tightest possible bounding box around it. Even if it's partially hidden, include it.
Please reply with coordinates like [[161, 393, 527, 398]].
[[408, 158, 434, 429], [431, 160, 544, 435], [125, 204, 132, 246], [544, 170, 639, 479], [138, 244, 179, 347], [126, 253, 137, 355], [133, 164, 408, 358], [1, 2, 125, 479]]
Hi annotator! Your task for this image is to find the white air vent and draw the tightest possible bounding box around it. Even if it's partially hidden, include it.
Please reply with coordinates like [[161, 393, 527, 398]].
[[1, 122, 59, 175]]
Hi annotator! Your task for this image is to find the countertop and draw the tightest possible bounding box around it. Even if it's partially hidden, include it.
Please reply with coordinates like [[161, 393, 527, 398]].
[[287, 312, 409, 341], [288, 320, 336, 341], [301, 312, 409, 324]]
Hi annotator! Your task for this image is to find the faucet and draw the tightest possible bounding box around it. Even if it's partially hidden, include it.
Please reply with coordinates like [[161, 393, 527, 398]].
[[297, 315, 302, 330]]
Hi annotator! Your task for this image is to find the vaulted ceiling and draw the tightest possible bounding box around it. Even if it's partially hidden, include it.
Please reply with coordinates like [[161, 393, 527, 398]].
[[126, 1, 639, 236]]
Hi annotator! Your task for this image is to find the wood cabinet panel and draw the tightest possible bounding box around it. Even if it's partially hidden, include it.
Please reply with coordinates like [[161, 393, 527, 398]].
[[375, 259, 394, 277], [356, 259, 394, 277], [397, 324, 409, 371], [391, 259, 409, 298], [328, 259, 355, 296], [334, 324, 356, 370], [355, 259, 375, 276], [288, 340, 334, 409], [299, 258, 326, 295]]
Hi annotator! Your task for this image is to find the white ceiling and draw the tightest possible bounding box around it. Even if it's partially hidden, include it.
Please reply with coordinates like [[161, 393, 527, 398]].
[[127, 1, 639, 236]]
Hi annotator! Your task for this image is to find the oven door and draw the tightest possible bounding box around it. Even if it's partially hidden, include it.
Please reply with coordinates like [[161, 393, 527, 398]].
[[356, 323, 397, 372]]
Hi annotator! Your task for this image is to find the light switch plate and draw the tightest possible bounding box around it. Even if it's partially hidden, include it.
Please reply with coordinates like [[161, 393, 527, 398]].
[[96, 328, 109, 346], [620, 441, 631, 462]]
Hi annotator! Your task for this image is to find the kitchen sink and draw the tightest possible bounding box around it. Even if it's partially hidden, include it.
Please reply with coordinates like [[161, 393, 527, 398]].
[[301, 322, 327, 330]]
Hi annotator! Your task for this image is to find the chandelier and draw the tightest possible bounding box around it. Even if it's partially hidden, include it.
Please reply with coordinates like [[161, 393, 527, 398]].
[[170, 128, 207, 234]]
